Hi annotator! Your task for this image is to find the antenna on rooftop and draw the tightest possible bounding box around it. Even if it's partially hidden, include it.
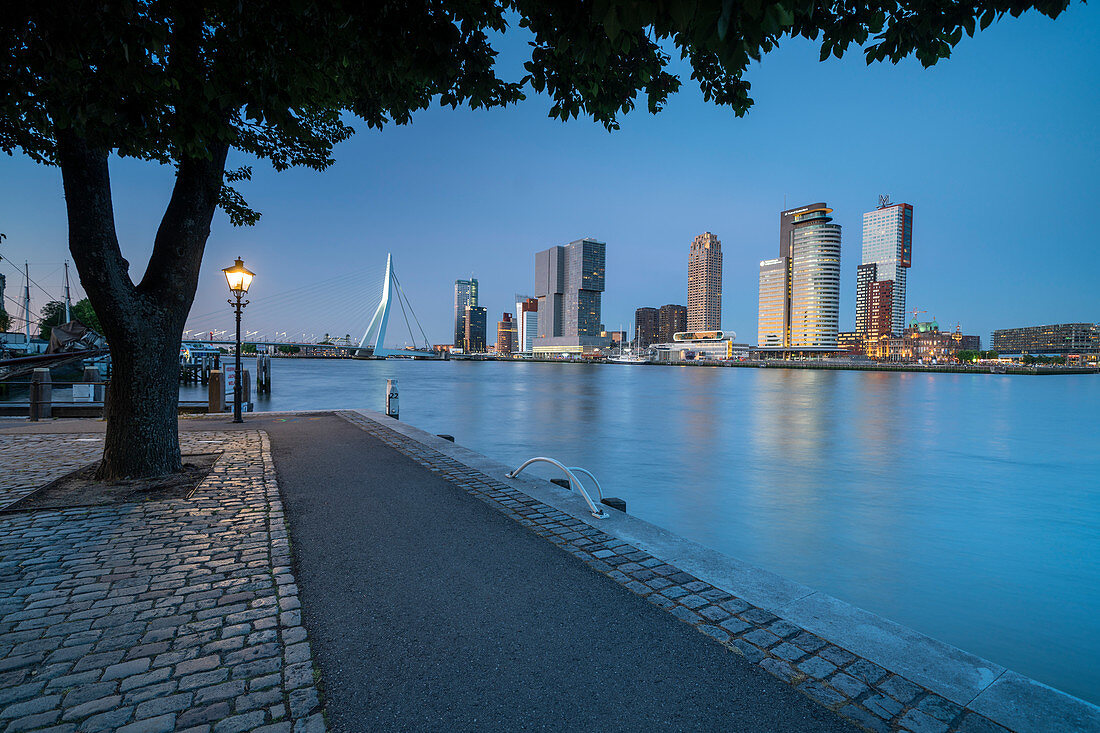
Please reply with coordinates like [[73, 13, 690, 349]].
[[878, 194, 891, 209]]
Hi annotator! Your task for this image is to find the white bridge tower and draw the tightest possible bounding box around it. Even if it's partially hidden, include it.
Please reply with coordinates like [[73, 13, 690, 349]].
[[357, 254, 432, 357]]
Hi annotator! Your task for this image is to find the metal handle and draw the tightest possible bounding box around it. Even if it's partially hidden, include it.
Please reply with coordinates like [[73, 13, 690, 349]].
[[505, 457, 608, 519]]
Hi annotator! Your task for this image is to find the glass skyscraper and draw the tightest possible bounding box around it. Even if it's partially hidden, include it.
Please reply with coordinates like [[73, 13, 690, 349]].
[[453, 278, 478, 348], [533, 238, 607, 354], [858, 201, 913, 340]]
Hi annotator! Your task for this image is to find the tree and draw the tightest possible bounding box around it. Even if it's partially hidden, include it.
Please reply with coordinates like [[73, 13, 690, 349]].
[[0, 1, 1072, 479], [37, 300, 66, 340], [0, 308, 11, 333], [72, 298, 102, 334]]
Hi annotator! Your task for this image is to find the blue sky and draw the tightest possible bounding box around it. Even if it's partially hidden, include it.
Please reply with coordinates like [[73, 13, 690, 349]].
[[1, 4, 1097, 347]]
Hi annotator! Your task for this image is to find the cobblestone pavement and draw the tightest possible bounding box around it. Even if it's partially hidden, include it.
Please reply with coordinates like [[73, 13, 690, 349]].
[[0, 431, 325, 733], [0, 434, 106, 508], [339, 411, 1009, 733]]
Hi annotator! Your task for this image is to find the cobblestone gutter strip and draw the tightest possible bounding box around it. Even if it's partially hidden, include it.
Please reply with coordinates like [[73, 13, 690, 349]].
[[338, 410, 1044, 733], [0, 431, 325, 733]]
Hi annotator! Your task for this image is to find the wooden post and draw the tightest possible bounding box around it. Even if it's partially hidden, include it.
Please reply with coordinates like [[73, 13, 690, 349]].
[[31, 368, 52, 420], [208, 370, 225, 413], [241, 369, 252, 412], [28, 380, 39, 421]]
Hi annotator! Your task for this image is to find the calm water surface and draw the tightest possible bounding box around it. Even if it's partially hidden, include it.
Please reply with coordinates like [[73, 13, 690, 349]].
[[182, 358, 1100, 703]]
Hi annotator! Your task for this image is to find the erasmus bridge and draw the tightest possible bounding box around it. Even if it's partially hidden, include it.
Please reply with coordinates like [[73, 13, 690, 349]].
[[183, 253, 435, 357]]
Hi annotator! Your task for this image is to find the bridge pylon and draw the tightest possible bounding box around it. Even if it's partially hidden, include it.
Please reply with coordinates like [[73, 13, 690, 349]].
[[356, 254, 433, 358]]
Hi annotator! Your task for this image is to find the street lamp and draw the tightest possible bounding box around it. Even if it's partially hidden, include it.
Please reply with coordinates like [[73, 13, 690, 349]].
[[222, 257, 255, 423]]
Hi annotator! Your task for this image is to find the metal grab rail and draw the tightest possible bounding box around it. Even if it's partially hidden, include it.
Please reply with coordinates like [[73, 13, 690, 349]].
[[505, 457, 608, 519], [565, 466, 604, 502]]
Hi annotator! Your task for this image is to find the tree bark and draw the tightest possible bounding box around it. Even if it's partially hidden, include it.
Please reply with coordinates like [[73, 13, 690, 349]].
[[56, 132, 228, 480]]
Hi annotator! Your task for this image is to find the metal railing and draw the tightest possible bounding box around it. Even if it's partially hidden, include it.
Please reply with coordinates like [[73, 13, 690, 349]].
[[504, 457, 609, 519]]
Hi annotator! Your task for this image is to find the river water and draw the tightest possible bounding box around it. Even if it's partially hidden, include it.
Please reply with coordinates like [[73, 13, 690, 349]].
[[181, 358, 1100, 703]]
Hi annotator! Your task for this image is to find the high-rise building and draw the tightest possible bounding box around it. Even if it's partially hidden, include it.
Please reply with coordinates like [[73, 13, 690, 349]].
[[759, 203, 841, 348], [757, 257, 790, 347], [515, 296, 538, 353], [533, 238, 608, 354], [635, 307, 659, 349], [453, 278, 479, 348], [496, 312, 516, 355], [464, 305, 487, 353], [857, 200, 913, 342], [688, 232, 722, 330], [658, 304, 687, 343]]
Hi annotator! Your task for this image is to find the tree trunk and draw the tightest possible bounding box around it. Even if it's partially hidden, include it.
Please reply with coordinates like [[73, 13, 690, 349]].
[[56, 132, 228, 480]]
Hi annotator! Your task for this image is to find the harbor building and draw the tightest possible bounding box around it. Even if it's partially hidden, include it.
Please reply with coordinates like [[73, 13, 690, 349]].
[[857, 199, 913, 354], [885, 317, 981, 363], [464, 305, 487, 353], [688, 232, 722, 330], [758, 203, 842, 354], [515, 296, 538, 353], [757, 257, 790, 347], [453, 278, 479, 348], [635, 307, 659, 349], [496, 312, 516, 355], [651, 330, 750, 362], [533, 238, 609, 355], [789, 204, 841, 348], [992, 323, 1099, 355], [658, 304, 687, 345]]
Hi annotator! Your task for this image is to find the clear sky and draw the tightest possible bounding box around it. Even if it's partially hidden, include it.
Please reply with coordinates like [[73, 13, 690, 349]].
[[1, 5, 1097, 348]]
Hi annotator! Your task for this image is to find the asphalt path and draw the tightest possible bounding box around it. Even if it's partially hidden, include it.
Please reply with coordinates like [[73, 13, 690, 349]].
[[264, 413, 857, 733]]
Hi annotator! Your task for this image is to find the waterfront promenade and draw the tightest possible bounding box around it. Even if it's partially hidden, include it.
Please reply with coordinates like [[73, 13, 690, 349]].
[[2, 412, 1098, 732]]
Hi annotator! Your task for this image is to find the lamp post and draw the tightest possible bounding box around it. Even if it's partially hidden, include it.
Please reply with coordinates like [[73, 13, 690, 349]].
[[222, 257, 255, 423]]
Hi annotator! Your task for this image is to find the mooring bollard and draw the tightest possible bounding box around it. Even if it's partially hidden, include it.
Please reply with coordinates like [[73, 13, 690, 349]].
[[241, 369, 253, 412], [208, 369, 225, 413], [601, 497, 627, 513], [31, 368, 52, 420], [385, 378, 399, 419]]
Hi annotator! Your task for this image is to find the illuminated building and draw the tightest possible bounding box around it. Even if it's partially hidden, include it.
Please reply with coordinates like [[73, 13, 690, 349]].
[[515, 296, 538, 353], [992, 323, 1099, 355], [453, 278, 478, 348], [757, 257, 790, 347], [496, 312, 516, 355], [857, 200, 913, 344], [788, 204, 842, 348], [658, 304, 687, 344], [464, 305, 487, 353], [651, 330, 749, 361], [688, 232, 722, 330], [533, 238, 608, 355]]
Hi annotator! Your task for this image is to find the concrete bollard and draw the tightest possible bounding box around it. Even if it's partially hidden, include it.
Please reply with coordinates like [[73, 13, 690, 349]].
[[385, 379, 399, 419], [30, 368, 52, 420], [601, 497, 627, 513], [208, 370, 225, 413], [550, 478, 570, 490]]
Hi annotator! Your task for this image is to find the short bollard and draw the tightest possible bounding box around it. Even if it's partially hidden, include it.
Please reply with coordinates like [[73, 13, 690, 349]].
[[385, 379, 399, 419], [208, 370, 225, 413], [550, 478, 570, 489], [436, 434, 455, 442], [601, 497, 627, 513]]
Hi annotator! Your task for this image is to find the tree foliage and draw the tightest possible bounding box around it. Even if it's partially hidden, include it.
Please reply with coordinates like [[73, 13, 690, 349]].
[[0, 0, 1074, 477], [36, 297, 101, 339]]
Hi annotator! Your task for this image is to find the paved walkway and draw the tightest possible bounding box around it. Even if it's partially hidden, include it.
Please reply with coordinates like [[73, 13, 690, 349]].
[[267, 412, 856, 732], [0, 428, 324, 733]]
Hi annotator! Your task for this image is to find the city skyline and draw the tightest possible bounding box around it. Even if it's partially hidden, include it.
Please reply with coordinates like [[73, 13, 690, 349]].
[[1, 5, 1097, 346]]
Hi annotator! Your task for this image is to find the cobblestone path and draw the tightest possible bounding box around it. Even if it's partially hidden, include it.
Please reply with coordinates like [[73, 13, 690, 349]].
[[0, 431, 325, 733], [339, 410, 1009, 733], [0, 434, 107, 508]]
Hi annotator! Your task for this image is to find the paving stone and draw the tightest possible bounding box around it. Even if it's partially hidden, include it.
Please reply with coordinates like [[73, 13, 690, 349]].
[[61, 696, 123, 722], [174, 654, 220, 677], [0, 681, 45, 707], [818, 645, 857, 667], [78, 706, 134, 732], [719, 617, 751, 635], [799, 680, 847, 709], [287, 686, 319, 718], [915, 693, 964, 722], [235, 686, 283, 712], [839, 704, 891, 733], [898, 708, 950, 733], [879, 674, 923, 704], [847, 658, 889, 685], [760, 657, 801, 684], [1, 694, 61, 720], [828, 672, 869, 700], [6, 709, 62, 732], [863, 693, 904, 718], [179, 668, 230, 691], [103, 658, 151, 681], [670, 606, 703, 625], [135, 692, 192, 720], [698, 605, 730, 622], [740, 608, 778, 625], [741, 629, 780, 649], [117, 713, 176, 733], [123, 680, 179, 706], [119, 666, 172, 693], [175, 702, 232, 729], [952, 712, 1011, 733], [797, 655, 838, 680], [213, 711, 267, 733], [767, 620, 801, 638]]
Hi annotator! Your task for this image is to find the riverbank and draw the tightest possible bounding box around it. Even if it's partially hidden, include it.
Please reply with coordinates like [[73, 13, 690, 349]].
[[5, 412, 1097, 732]]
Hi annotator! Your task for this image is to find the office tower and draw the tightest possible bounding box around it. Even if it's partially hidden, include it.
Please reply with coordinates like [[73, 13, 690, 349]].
[[789, 205, 841, 347], [992, 323, 1099, 355], [757, 257, 790, 347], [464, 305, 487, 353], [688, 232, 722, 330], [496, 312, 516, 355], [858, 200, 913, 340], [533, 238, 607, 354], [454, 278, 479, 348], [760, 203, 841, 349], [515, 296, 538, 353], [635, 307, 659, 349], [658, 304, 687, 343]]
